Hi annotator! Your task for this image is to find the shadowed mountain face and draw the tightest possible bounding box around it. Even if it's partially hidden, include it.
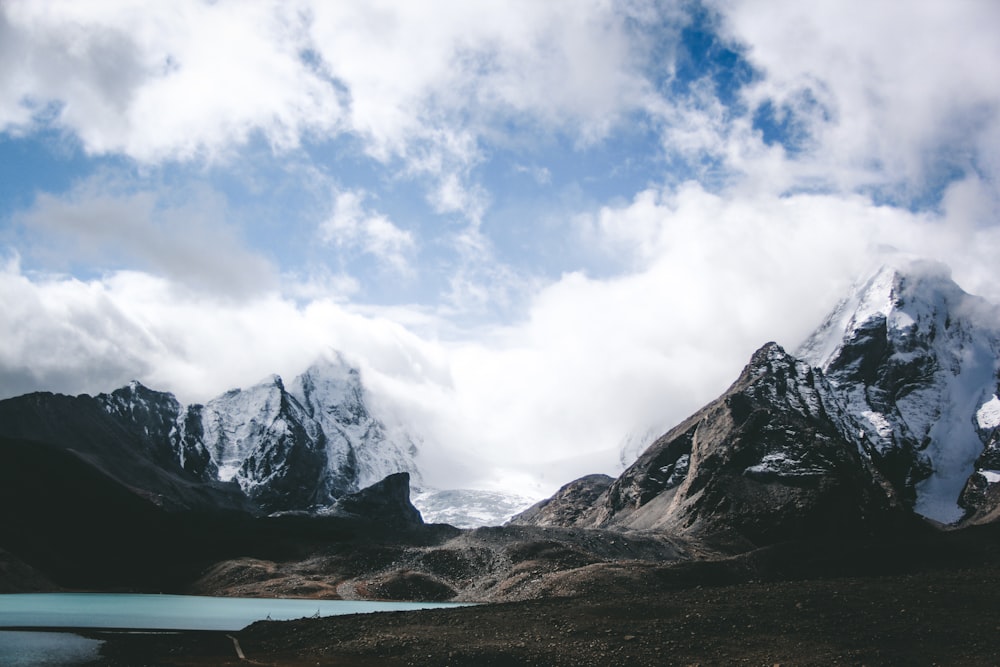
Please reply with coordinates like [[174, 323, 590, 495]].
[[0, 432, 426, 590], [0, 388, 252, 513], [0, 356, 442, 593]]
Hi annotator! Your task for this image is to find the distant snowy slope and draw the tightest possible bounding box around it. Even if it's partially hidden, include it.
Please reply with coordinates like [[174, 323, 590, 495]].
[[411, 488, 539, 528], [171, 353, 425, 512]]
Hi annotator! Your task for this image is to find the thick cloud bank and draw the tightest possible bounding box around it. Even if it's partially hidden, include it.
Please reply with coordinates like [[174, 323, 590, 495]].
[[2, 1, 999, 496]]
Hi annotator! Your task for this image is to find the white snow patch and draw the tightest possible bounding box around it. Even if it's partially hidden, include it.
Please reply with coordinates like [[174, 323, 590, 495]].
[[977, 395, 1000, 430], [861, 410, 894, 438], [216, 463, 241, 482], [890, 310, 916, 329], [755, 452, 792, 467], [981, 470, 1000, 484], [745, 452, 825, 477], [849, 266, 897, 334]]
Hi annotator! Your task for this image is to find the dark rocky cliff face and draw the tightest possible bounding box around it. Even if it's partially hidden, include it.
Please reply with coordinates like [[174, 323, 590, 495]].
[[97, 381, 184, 469], [520, 344, 903, 544], [328, 472, 424, 528], [511, 474, 614, 527], [960, 427, 1000, 524], [0, 389, 250, 512]]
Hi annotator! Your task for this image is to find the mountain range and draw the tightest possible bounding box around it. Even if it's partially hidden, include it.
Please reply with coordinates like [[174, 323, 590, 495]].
[[515, 259, 1000, 535], [3, 257, 997, 664], [0, 353, 420, 515], [1, 258, 998, 559]]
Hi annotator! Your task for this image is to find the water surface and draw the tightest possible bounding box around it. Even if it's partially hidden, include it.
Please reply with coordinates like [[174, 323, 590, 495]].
[[0, 630, 103, 667], [0, 593, 469, 632]]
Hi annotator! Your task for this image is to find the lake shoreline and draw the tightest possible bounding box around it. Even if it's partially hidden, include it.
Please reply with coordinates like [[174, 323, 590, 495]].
[[0, 628, 246, 667], [0, 592, 472, 633], [32, 562, 998, 666]]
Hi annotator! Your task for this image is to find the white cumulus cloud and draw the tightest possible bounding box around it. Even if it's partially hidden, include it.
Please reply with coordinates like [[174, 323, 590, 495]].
[[320, 189, 415, 274]]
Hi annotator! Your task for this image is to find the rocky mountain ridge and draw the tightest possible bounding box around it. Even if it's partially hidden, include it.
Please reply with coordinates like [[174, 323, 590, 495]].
[[515, 342, 906, 541], [176, 354, 422, 512], [0, 353, 421, 514], [3, 259, 998, 550]]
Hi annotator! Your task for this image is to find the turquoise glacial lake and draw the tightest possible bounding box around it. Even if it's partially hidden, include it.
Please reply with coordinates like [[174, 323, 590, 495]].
[[0, 592, 470, 631], [0, 593, 473, 665]]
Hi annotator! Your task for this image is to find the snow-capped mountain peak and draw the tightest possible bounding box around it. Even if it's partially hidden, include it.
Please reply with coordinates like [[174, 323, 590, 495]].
[[289, 353, 366, 425], [799, 259, 962, 369], [160, 353, 424, 513], [798, 259, 1000, 524], [200, 374, 318, 484], [289, 354, 421, 491]]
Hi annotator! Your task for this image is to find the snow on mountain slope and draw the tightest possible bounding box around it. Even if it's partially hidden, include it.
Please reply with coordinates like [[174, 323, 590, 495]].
[[288, 354, 421, 491], [97, 380, 185, 470], [193, 375, 331, 511], [91, 353, 427, 514], [200, 376, 312, 483], [798, 259, 1000, 523], [183, 355, 427, 512], [81, 352, 543, 522]]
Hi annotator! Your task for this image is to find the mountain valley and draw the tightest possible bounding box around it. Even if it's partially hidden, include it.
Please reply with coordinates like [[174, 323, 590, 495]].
[[2, 259, 1000, 664]]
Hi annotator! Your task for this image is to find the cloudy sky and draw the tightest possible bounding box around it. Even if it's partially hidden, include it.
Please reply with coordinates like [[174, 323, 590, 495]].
[[2, 0, 999, 497]]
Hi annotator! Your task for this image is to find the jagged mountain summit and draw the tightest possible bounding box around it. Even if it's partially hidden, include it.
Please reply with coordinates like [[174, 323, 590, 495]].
[[0, 351, 538, 526], [0, 353, 421, 514], [798, 259, 1000, 523], [515, 259, 1000, 538], [170, 354, 421, 512], [289, 356, 419, 492]]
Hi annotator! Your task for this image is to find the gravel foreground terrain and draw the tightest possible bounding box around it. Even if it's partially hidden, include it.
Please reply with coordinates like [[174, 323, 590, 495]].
[[86, 539, 1000, 667]]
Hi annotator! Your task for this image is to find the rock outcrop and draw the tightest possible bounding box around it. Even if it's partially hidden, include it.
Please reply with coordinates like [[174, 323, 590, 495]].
[[516, 344, 902, 543]]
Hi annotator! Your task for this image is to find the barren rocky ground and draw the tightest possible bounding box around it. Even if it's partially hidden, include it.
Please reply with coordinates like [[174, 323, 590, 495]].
[[87, 562, 1000, 666], [86, 524, 1000, 666], [184, 524, 716, 604]]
